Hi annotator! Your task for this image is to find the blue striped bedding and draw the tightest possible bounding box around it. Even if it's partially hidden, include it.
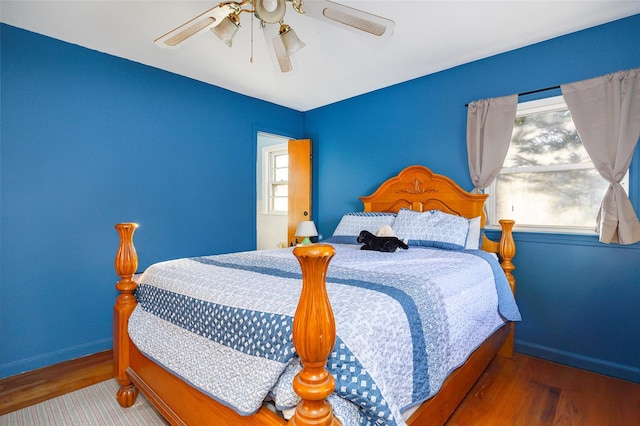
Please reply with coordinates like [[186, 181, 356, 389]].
[[128, 243, 520, 425]]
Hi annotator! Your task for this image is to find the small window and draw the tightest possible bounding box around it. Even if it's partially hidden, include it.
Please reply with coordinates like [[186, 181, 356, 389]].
[[487, 96, 628, 233], [264, 145, 288, 214]]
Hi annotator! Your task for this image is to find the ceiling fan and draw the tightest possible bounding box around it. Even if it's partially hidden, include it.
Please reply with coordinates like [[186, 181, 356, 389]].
[[155, 0, 395, 73]]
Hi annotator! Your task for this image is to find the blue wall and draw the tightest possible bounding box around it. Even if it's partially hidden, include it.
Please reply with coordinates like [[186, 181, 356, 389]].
[[2, 15, 639, 383], [306, 14, 640, 383], [0, 24, 303, 377]]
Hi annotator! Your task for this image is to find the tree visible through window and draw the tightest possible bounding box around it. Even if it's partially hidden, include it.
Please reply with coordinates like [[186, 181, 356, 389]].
[[487, 96, 628, 232]]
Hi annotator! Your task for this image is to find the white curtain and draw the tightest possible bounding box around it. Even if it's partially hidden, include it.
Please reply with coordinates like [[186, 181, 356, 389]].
[[466, 94, 518, 194], [561, 68, 640, 244]]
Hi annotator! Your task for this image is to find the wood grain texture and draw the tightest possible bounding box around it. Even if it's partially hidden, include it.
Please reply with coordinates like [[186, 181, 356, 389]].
[[4, 351, 637, 426], [446, 353, 640, 426], [113, 223, 140, 409], [360, 165, 489, 224], [290, 244, 341, 426], [288, 138, 312, 246], [0, 350, 112, 415]]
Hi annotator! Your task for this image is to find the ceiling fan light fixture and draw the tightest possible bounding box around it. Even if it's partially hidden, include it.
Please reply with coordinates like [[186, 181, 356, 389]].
[[261, 0, 279, 13], [211, 13, 241, 47], [255, 0, 287, 24], [155, 0, 395, 74], [279, 24, 305, 57]]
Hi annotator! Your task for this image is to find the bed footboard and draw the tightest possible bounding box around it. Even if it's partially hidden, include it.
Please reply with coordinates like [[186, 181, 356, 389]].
[[113, 224, 341, 425]]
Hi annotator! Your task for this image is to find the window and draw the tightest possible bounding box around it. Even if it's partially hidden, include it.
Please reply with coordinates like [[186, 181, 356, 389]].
[[263, 144, 288, 214], [487, 96, 629, 233]]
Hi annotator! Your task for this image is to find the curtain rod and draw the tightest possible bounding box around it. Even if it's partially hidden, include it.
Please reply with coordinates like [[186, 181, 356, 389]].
[[464, 85, 561, 107]]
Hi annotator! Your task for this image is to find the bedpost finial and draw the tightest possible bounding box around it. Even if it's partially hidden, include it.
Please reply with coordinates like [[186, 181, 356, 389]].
[[115, 223, 139, 281], [498, 219, 516, 292]]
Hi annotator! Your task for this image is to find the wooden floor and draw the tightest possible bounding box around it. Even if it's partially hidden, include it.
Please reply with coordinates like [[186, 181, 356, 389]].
[[1, 351, 638, 425], [0, 350, 113, 415], [446, 353, 640, 425]]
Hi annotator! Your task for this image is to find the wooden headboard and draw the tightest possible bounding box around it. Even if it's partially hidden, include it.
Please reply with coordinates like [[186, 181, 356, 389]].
[[359, 165, 515, 287], [359, 165, 488, 227]]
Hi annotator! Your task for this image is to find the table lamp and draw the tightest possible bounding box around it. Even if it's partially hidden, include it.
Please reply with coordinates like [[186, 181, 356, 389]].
[[295, 221, 318, 245]]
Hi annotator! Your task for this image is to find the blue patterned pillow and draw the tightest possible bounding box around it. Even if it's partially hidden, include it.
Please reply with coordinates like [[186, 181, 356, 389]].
[[393, 209, 470, 250], [332, 212, 396, 237]]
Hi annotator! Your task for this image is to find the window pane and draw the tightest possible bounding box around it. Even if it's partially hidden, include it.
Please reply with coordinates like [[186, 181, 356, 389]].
[[274, 154, 288, 168], [505, 109, 590, 168], [273, 197, 288, 211], [495, 169, 608, 227], [263, 143, 288, 215], [273, 184, 288, 196], [274, 167, 288, 182]]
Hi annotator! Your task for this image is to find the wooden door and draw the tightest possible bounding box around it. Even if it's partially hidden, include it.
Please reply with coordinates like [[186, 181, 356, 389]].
[[288, 139, 312, 245]]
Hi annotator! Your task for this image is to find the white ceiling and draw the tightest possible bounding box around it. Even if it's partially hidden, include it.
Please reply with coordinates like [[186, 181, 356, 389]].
[[2, 1, 640, 111]]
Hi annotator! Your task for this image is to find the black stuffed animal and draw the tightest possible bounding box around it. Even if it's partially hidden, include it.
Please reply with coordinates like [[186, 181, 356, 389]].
[[357, 230, 409, 252]]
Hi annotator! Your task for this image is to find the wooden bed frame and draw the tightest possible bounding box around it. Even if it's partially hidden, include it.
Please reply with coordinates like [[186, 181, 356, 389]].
[[113, 165, 516, 426]]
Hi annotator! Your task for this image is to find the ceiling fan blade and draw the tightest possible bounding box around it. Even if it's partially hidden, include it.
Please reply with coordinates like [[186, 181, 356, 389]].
[[302, 0, 395, 40], [262, 23, 296, 74], [155, 4, 234, 48]]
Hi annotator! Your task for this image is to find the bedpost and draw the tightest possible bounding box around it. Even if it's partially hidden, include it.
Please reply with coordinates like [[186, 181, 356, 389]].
[[290, 244, 341, 426], [497, 219, 516, 358], [113, 223, 139, 407], [497, 219, 516, 292]]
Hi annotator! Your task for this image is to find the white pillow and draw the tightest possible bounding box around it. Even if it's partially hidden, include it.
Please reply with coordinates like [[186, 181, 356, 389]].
[[393, 209, 470, 250], [332, 212, 396, 236], [465, 216, 482, 250]]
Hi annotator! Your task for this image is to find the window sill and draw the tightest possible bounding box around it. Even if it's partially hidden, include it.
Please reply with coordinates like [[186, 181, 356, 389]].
[[485, 224, 598, 236], [484, 227, 640, 250]]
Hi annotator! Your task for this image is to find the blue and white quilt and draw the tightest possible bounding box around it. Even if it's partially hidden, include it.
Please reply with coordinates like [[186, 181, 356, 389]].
[[128, 244, 520, 426]]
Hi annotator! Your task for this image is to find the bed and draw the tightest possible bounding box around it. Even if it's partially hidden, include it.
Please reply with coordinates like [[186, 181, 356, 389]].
[[113, 165, 519, 426]]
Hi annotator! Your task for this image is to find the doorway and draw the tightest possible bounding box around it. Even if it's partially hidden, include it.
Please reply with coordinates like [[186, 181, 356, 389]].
[[256, 133, 312, 250], [257, 133, 289, 250]]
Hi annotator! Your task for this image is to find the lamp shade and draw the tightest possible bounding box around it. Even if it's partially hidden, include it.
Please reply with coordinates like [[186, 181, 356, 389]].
[[279, 24, 305, 57], [295, 221, 318, 244], [211, 14, 240, 47]]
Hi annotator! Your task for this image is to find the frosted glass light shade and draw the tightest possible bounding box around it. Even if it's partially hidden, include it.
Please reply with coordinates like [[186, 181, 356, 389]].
[[279, 24, 305, 56], [212, 14, 240, 47], [261, 0, 279, 12]]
